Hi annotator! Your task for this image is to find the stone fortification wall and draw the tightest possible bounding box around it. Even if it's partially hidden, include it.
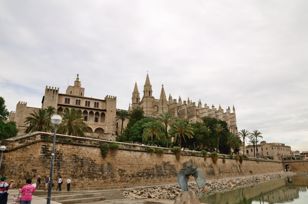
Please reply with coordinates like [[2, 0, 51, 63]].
[[285, 160, 308, 173], [2, 132, 284, 189]]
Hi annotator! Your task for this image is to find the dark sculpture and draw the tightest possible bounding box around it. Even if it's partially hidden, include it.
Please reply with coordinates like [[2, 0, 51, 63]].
[[177, 160, 206, 191]]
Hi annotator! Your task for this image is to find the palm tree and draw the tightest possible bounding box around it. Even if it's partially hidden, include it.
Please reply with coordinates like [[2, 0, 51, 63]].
[[116, 109, 129, 135], [142, 120, 164, 144], [250, 130, 263, 157], [239, 129, 250, 155], [214, 123, 224, 152], [58, 108, 87, 136], [248, 135, 257, 157], [169, 119, 193, 147], [158, 112, 173, 146], [25, 108, 55, 133]]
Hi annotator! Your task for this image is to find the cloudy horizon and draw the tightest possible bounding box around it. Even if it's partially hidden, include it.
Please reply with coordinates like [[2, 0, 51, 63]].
[[1, 0, 307, 151]]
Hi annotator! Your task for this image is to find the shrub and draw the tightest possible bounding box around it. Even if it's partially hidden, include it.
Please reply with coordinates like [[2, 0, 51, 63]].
[[172, 146, 181, 160], [109, 143, 119, 151], [210, 152, 218, 164], [154, 148, 164, 155], [201, 150, 207, 161], [222, 155, 226, 164], [145, 147, 155, 153], [100, 143, 109, 158]]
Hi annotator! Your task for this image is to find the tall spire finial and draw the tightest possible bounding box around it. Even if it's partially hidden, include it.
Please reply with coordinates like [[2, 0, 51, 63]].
[[74, 74, 81, 87]]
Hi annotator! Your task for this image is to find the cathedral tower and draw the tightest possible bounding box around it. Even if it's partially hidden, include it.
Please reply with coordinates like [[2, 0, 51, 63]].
[[131, 82, 140, 109], [141, 74, 154, 116], [159, 85, 168, 114]]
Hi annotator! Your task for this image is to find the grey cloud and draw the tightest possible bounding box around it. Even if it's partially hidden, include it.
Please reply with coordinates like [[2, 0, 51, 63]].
[[0, 0, 307, 150]]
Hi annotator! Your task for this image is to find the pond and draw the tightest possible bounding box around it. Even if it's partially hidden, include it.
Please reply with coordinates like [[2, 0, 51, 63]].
[[201, 175, 308, 204]]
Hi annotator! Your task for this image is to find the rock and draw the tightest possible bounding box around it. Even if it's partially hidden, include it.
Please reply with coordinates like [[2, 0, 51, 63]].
[[174, 190, 200, 204]]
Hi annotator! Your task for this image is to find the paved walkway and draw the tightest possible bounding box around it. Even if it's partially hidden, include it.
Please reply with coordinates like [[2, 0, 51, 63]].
[[8, 189, 61, 204]]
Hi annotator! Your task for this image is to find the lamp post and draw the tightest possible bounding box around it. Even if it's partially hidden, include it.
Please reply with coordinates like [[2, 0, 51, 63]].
[[0, 145, 7, 171], [47, 114, 62, 204]]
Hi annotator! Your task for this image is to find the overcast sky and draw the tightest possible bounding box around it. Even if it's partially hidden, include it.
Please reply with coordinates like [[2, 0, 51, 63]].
[[0, 0, 307, 151]]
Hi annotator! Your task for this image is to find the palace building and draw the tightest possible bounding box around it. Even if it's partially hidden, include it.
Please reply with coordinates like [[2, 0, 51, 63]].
[[9, 75, 117, 140], [130, 74, 238, 134]]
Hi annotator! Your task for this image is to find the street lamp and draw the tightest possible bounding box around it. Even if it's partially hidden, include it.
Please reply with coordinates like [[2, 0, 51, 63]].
[[0, 145, 7, 171], [47, 114, 62, 204]]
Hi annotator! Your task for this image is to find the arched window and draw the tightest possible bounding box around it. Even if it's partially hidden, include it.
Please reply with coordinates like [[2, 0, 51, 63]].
[[83, 110, 88, 121], [94, 128, 104, 134], [85, 126, 93, 133], [89, 111, 94, 121], [100, 112, 105, 123], [57, 107, 63, 114], [94, 112, 100, 122]]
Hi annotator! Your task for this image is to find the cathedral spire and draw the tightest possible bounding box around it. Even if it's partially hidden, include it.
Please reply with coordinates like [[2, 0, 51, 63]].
[[159, 84, 167, 101], [133, 82, 139, 94], [143, 73, 152, 97], [132, 82, 140, 105]]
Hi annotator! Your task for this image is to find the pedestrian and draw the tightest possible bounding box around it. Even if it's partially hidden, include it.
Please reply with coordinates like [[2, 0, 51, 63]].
[[36, 175, 41, 189], [20, 178, 36, 204], [44, 176, 49, 191], [66, 178, 71, 191], [57, 176, 63, 191], [0, 177, 9, 204]]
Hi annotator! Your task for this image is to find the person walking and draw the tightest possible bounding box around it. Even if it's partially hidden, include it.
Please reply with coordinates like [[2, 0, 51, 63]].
[[20, 178, 36, 204], [0, 177, 9, 204], [36, 175, 41, 190], [57, 176, 63, 191], [44, 176, 49, 191], [66, 178, 71, 191]]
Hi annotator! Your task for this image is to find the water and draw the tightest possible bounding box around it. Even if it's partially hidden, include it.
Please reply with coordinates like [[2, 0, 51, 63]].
[[201, 175, 308, 204]]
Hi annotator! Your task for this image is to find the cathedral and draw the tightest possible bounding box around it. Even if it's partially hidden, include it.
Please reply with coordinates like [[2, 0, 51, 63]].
[[130, 74, 238, 134]]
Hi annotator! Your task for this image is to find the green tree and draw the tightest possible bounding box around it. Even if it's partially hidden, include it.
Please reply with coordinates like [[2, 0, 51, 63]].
[[239, 129, 250, 155], [248, 135, 257, 157], [169, 119, 193, 147], [25, 108, 55, 133], [214, 123, 224, 152], [158, 112, 173, 146], [0, 97, 9, 122], [127, 107, 144, 128], [116, 109, 129, 135], [142, 120, 164, 144], [192, 122, 211, 150], [228, 133, 241, 154], [0, 121, 18, 140], [58, 108, 86, 136], [250, 130, 263, 157]]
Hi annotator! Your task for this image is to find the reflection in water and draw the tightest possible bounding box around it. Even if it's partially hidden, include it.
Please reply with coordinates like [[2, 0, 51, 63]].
[[201, 175, 308, 204]]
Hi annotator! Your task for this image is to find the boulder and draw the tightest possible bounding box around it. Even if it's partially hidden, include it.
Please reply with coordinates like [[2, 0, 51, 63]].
[[174, 190, 200, 204]]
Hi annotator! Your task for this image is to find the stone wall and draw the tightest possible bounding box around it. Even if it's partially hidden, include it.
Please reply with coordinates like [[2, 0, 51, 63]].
[[284, 160, 308, 173], [1, 132, 284, 189]]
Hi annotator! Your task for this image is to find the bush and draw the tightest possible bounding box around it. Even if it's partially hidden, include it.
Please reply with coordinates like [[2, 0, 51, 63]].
[[100, 143, 109, 158], [154, 148, 164, 155], [109, 143, 119, 151], [201, 150, 207, 161], [145, 147, 155, 153], [210, 152, 218, 164], [222, 155, 226, 164], [171, 146, 181, 160]]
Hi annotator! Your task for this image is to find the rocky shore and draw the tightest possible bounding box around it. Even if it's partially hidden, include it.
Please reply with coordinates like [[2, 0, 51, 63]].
[[123, 171, 295, 200]]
